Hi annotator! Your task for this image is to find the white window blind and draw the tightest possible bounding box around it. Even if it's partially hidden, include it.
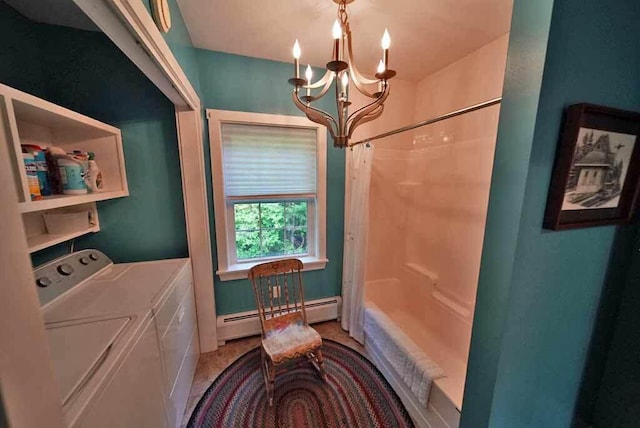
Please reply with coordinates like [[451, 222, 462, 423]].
[[221, 123, 317, 197]]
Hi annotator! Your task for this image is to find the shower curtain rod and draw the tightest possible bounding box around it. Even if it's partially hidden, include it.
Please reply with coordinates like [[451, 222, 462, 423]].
[[349, 97, 502, 147]]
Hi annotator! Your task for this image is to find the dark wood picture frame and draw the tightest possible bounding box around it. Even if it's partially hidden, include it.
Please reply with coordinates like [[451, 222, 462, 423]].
[[544, 103, 640, 230]]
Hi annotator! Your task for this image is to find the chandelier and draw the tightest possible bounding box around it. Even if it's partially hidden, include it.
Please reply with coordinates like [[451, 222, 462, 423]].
[[288, 0, 396, 148]]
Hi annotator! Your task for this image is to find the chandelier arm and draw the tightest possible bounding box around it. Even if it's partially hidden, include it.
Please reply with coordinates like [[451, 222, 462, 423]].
[[305, 69, 334, 89], [335, 70, 344, 137], [346, 100, 384, 137], [310, 72, 336, 100], [344, 28, 381, 94], [345, 92, 389, 139], [292, 91, 338, 138], [346, 85, 390, 125], [293, 89, 337, 126], [347, 105, 384, 139], [306, 112, 338, 139], [348, 67, 379, 99], [304, 108, 338, 139]]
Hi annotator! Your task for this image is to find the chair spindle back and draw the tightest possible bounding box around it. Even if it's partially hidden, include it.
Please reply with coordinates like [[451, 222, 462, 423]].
[[248, 259, 307, 337]]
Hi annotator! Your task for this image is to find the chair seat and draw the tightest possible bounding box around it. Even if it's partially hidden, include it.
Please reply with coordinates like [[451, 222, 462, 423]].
[[262, 322, 323, 364]]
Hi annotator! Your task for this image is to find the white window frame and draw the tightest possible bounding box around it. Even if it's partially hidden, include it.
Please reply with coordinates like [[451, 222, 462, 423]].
[[207, 109, 328, 281]]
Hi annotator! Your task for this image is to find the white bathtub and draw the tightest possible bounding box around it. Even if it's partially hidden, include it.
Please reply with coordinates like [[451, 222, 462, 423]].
[[364, 266, 473, 428]]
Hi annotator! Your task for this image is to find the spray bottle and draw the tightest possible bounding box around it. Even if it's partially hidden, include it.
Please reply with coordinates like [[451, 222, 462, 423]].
[[85, 152, 103, 192]]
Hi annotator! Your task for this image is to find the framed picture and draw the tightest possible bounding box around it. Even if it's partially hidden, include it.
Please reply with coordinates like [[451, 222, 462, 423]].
[[544, 103, 640, 230]]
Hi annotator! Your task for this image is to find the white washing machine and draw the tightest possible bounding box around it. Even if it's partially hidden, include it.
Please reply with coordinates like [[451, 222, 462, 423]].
[[34, 249, 199, 428]]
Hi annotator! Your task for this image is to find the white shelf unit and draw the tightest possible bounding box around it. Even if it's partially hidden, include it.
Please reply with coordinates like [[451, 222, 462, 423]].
[[23, 203, 100, 253], [0, 83, 129, 252]]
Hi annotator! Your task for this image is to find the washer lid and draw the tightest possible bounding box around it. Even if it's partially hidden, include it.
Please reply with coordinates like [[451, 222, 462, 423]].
[[43, 258, 188, 322], [46, 317, 130, 405]]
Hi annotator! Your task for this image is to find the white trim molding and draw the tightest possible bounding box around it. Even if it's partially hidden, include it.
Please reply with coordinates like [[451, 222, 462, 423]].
[[74, 0, 218, 352], [175, 107, 218, 352], [74, 0, 199, 110], [217, 257, 329, 281], [217, 296, 341, 346], [207, 109, 328, 281]]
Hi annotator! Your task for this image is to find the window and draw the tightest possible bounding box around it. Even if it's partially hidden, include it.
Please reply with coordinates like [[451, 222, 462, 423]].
[[207, 109, 327, 281], [234, 201, 309, 260]]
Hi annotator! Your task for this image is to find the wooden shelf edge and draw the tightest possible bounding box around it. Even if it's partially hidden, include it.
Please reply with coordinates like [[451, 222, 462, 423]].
[[18, 191, 128, 213], [27, 226, 100, 253]]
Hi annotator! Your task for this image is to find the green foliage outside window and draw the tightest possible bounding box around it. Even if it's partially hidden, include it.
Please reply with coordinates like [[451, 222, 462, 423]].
[[234, 201, 308, 260]]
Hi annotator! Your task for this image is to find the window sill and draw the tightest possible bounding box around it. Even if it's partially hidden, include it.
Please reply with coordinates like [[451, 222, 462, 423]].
[[216, 257, 329, 281]]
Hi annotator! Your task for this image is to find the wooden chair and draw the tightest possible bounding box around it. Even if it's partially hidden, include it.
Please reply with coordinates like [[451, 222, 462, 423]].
[[248, 259, 326, 406]]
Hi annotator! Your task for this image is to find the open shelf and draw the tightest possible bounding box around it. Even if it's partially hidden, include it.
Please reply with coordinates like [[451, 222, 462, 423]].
[[18, 190, 128, 213], [0, 83, 129, 252], [27, 225, 100, 253], [22, 202, 100, 253], [1, 83, 128, 206]]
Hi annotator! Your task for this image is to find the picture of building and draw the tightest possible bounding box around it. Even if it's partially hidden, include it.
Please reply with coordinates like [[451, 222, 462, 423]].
[[562, 128, 635, 210]]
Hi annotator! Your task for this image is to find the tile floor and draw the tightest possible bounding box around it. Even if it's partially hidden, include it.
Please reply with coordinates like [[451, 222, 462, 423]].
[[180, 321, 364, 427]]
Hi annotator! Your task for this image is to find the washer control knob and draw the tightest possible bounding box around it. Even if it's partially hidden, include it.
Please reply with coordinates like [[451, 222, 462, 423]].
[[57, 263, 74, 276], [79, 257, 90, 265], [36, 277, 51, 288], [89, 253, 99, 261]]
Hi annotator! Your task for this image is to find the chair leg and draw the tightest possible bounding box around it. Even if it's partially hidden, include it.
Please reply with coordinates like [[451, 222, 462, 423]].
[[267, 361, 275, 406], [261, 347, 275, 406], [316, 347, 327, 382]]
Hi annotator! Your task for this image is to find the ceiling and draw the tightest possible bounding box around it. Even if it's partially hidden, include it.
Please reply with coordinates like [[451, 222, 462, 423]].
[[176, 0, 513, 82], [3, 0, 99, 31]]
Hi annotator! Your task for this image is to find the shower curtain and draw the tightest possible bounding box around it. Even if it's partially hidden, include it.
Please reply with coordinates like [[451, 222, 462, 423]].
[[341, 144, 374, 344]]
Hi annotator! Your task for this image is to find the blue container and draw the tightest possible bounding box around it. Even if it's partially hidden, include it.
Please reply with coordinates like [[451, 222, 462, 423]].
[[32, 150, 52, 196], [57, 158, 87, 195]]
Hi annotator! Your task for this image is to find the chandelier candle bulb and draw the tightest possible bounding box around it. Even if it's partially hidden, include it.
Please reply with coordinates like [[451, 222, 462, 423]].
[[305, 65, 313, 97], [332, 20, 341, 61], [377, 60, 385, 92], [341, 72, 349, 97], [293, 40, 301, 79], [381, 29, 391, 68]]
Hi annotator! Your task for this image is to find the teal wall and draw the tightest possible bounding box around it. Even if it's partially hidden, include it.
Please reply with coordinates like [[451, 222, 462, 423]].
[[0, 3, 44, 98], [140, 0, 345, 315], [592, 230, 640, 426], [0, 2, 188, 267], [574, 226, 639, 426], [144, 0, 201, 95], [197, 50, 345, 315], [465, 0, 640, 426], [461, 0, 555, 425]]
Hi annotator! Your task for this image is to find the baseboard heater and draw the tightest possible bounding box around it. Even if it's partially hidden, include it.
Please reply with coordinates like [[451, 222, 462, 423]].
[[216, 296, 342, 346]]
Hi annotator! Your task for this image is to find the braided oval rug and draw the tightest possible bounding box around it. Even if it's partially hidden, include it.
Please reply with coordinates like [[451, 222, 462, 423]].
[[187, 339, 414, 428]]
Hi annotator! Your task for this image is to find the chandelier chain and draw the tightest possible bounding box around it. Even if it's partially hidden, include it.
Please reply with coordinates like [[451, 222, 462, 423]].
[[337, 1, 348, 27]]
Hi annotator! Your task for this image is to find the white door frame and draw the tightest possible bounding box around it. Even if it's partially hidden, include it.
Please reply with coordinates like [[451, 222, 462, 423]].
[[74, 0, 218, 351], [175, 106, 218, 352]]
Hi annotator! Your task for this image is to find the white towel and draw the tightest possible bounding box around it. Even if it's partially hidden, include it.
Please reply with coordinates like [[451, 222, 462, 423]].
[[364, 304, 445, 408]]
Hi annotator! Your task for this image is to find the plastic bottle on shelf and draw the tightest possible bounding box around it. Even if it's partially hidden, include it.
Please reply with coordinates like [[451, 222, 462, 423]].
[[22, 152, 42, 200], [85, 152, 103, 193], [57, 156, 88, 195], [32, 149, 52, 196], [21, 144, 51, 196], [45, 146, 66, 194], [73, 150, 89, 171]]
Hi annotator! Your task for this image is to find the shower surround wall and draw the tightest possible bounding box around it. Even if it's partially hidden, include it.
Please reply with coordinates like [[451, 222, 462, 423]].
[[363, 34, 509, 414]]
